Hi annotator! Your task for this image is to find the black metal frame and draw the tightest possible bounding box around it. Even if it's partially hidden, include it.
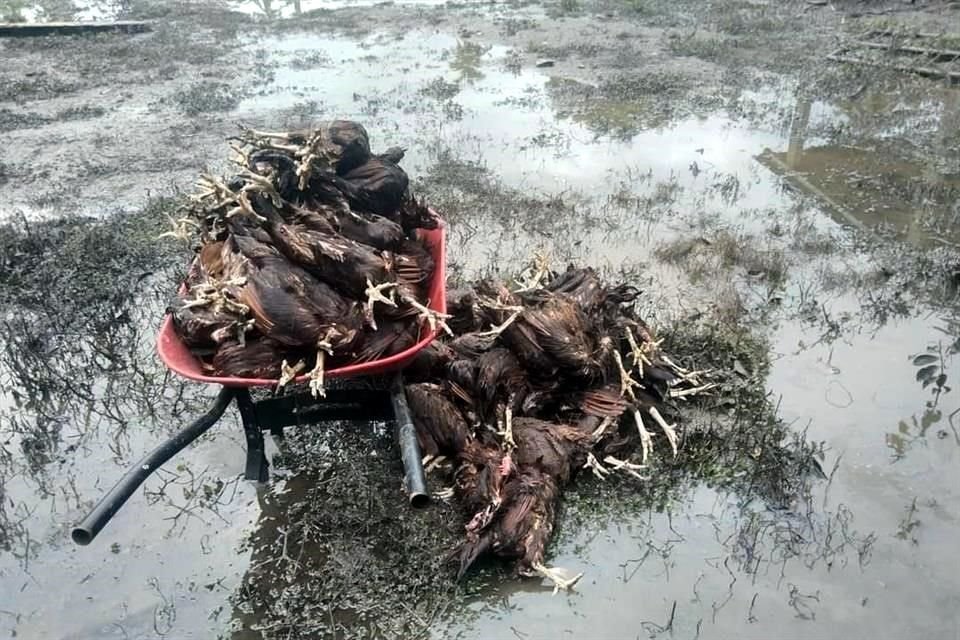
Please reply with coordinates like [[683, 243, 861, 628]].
[[71, 373, 427, 546]]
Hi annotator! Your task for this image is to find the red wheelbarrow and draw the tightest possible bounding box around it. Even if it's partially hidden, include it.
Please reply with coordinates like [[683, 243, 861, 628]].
[[72, 221, 446, 546]]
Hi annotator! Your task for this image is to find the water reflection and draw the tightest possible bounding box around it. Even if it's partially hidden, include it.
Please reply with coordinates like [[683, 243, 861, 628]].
[[447, 40, 490, 85], [231, 0, 455, 17], [757, 86, 960, 247], [229, 424, 466, 639], [2, 0, 122, 22]]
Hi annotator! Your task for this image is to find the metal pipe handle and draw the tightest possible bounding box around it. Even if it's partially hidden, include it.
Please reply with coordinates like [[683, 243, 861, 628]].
[[71, 386, 236, 545]]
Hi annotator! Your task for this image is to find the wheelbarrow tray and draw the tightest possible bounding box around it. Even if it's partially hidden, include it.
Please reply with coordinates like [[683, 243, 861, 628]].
[[157, 220, 446, 387]]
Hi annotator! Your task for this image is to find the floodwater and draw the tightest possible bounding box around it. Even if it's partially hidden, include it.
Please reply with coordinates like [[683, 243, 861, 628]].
[[0, 1, 958, 638]]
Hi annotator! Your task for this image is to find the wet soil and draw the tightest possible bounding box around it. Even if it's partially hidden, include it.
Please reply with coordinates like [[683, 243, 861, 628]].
[[0, 0, 958, 638]]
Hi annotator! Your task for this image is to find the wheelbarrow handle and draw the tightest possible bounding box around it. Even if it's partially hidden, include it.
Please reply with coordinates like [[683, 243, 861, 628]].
[[390, 376, 429, 508], [71, 386, 236, 545]]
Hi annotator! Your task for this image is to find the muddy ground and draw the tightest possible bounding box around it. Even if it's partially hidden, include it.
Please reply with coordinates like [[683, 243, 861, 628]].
[[0, 0, 958, 638]]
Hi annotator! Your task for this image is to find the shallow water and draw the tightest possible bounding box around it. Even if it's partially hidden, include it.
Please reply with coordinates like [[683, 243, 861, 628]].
[[1, 3, 959, 639]]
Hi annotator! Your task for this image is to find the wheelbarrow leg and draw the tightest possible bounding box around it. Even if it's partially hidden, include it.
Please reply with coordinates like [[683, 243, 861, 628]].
[[235, 388, 269, 482]]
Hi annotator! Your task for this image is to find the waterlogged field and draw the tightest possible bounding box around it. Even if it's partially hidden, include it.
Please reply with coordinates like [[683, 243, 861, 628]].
[[0, 0, 957, 638]]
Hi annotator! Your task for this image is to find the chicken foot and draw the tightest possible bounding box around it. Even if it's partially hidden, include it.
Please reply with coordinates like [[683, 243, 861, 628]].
[[400, 293, 453, 336], [669, 382, 718, 398], [590, 416, 616, 441], [475, 307, 523, 338], [583, 452, 609, 480], [182, 277, 250, 316], [422, 455, 450, 473], [235, 169, 284, 208], [647, 406, 678, 457], [195, 173, 273, 223], [602, 455, 648, 480], [158, 213, 201, 243], [513, 250, 552, 292], [225, 191, 268, 224], [363, 279, 397, 330], [432, 487, 455, 500], [624, 326, 649, 374], [583, 451, 647, 481], [632, 409, 654, 464], [612, 350, 640, 400], [211, 317, 256, 346], [276, 359, 306, 392], [308, 333, 337, 398], [528, 562, 584, 595]]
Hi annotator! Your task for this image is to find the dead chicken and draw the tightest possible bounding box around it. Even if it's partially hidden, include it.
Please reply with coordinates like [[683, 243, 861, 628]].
[[229, 234, 363, 397]]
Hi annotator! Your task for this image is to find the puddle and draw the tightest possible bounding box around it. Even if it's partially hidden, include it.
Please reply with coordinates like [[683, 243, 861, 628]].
[[2, 4, 960, 639], [230, 0, 486, 17], [228, 26, 960, 638], [4, 0, 124, 22]]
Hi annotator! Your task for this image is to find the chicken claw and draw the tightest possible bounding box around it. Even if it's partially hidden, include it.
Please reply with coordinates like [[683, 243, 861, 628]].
[[590, 416, 615, 441], [308, 335, 336, 398], [647, 406, 678, 457], [602, 455, 648, 480], [401, 294, 453, 336], [423, 455, 449, 473], [276, 359, 306, 392], [514, 250, 552, 292], [308, 351, 327, 398], [476, 307, 523, 338], [613, 351, 640, 400], [669, 382, 718, 398], [363, 279, 398, 330], [432, 487, 455, 500], [225, 191, 267, 224], [633, 409, 654, 464], [583, 451, 610, 480], [528, 562, 584, 595], [158, 214, 200, 242], [624, 327, 648, 373]]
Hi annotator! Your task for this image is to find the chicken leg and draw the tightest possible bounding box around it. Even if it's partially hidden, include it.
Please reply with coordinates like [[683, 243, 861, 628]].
[[276, 359, 306, 392], [633, 409, 654, 464], [529, 562, 583, 594], [602, 455, 648, 480], [647, 406, 678, 457], [158, 213, 201, 243], [308, 332, 338, 398], [497, 404, 516, 450], [363, 278, 397, 330], [475, 307, 523, 338], [401, 293, 453, 336], [612, 350, 639, 400], [514, 251, 552, 292]]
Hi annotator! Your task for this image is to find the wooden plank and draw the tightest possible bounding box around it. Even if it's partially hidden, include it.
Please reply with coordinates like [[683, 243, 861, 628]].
[[855, 39, 960, 62], [865, 29, 957, 40], [827, 51, 960, 83], [0, 20, 152, 37]]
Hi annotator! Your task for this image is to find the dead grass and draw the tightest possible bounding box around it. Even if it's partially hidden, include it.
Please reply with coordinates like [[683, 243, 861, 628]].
[[656, 229, 789, 286]]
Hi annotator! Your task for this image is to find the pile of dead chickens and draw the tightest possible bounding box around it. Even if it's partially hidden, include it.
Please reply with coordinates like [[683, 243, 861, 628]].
[[403, 261, 713, 591], [163, 121, 444, 396]]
